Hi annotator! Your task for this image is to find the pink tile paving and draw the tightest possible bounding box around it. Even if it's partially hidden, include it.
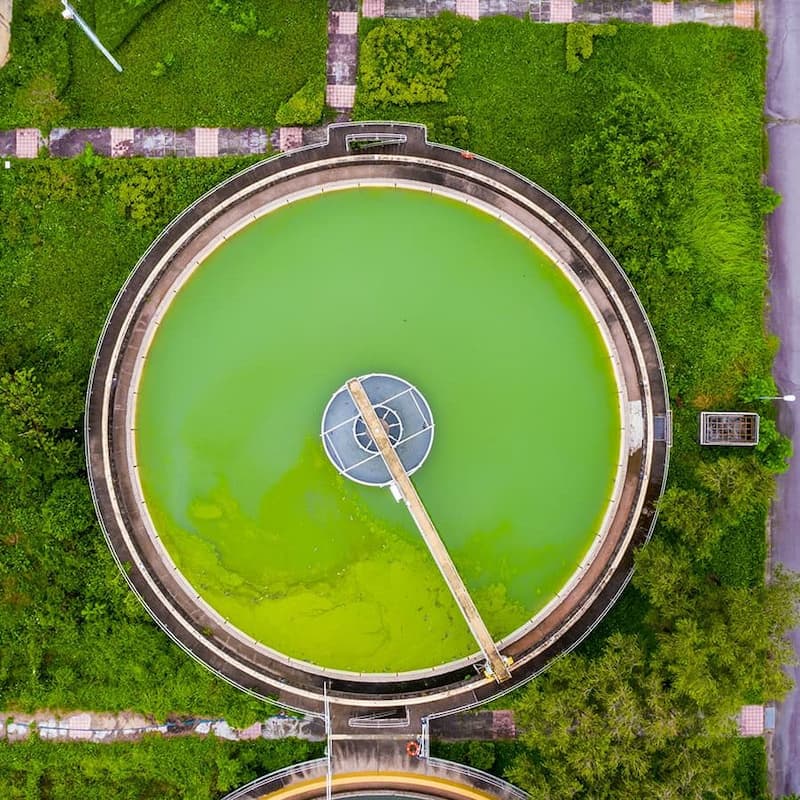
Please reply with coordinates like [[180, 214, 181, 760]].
[[332, 11, 358, 35], [326, 84, 356, 110], [278, 127, 304, 152], [236, 722, 262, 740], [456, 0, 480, 19], [194, 127, 219, 157], [66, 713, 93, 741], [361, 0, 384, 18], [652, 1, 673, 26], [110, 127, 134, 157], [15, 128, 41, 158], [737, 705, 764, 736], [733, 0, 755, 28], [550, 0, 573, 23]]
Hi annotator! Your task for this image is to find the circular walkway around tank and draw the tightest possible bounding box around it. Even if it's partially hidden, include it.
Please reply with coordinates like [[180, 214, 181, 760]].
[[85, 122, 670, 715]]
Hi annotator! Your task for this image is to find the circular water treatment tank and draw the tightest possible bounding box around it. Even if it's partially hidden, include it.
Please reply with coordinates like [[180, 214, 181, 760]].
[[86, 123, 669, 713]]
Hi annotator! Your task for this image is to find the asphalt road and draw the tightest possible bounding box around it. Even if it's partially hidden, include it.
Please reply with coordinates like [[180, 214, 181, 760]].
[[765, 0, 800, 795]]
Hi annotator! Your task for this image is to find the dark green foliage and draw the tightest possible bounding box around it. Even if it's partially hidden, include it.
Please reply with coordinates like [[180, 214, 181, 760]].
[[733, 738, 769, 800], [0, 0, 71, 128], [708, 507, 767, 588], [430, 740, 520, 778], [571, 85, 688, 277], [441, 114, 470, 148], [739, 374, 778, 403], [756, 417, 793, 473], [0, 736, 323, 800], [150, 52, 175, 79], [564, 23, 617, 73], [275, 76, 325, 126], [207, 0, 279, 38], [0, 0, 328, 128], [510, 634, 741, 799], [358, 15, 462, 107]]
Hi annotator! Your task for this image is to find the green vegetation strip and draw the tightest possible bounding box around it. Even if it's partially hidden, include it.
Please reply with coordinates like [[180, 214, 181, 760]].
[[0, 155, 283, 721], [0, 736, 323, 800]]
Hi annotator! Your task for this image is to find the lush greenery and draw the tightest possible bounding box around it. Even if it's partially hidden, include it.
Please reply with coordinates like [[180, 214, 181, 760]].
[[0, 735, 323, 800], [433, 736, 769, 800], [0, 153, 298, 722], [358, 15, 462, 106], [275, 75, 325, 127], [96, 0, 167, 51], [355, 17, 799, 799], [564, 23, 617, 73], [0, 12, 795, 799], [0, 0, 328, 128], [733, 738, 770, 800]]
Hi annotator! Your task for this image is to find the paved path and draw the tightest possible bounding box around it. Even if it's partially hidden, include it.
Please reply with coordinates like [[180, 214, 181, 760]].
[[367, 0, 757, 25], [765, 0, 800, 794], [0, 708, 521, 744], [327, 0, 359, 114], [0, 711, 326, 743]]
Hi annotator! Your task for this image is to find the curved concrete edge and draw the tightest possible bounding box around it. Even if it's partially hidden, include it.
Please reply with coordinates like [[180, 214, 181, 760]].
[[85, 121, 670, 714], [220, 763, 526, 800]]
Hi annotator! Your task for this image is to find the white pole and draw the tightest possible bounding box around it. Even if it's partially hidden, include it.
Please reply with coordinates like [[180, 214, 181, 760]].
[[61, 0, 122, 73], [324, 682, 332, 800]]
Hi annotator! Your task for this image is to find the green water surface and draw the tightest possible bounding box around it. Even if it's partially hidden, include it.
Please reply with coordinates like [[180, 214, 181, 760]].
[[135, 187, 620, 673]]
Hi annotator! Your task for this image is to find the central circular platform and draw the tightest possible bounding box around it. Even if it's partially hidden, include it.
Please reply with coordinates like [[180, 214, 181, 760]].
[[86, 122, 670, 713], [322, 374, 434, 486]]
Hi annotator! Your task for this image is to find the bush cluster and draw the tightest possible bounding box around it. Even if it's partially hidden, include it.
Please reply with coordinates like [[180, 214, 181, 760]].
[[275, 76, 325, 127], [564, 22, 617, 72], [0, 736, 323, 800], [358, 15, 462, 107]]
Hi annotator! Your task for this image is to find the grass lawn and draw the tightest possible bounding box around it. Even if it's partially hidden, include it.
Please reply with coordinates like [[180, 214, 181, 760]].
[[0, 0, 328, 128]]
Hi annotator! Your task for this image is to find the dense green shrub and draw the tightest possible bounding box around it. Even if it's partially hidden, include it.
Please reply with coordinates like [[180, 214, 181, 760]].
[[756, 417, 793, 473], [358, 15, 462, 107], [564, 22, 617, 72], [733, 737, 769, 800], [275, 76, 325, 126], [207, 0, 279, 38], [441, 114, 470, 148], [0, 736, 324, 800]]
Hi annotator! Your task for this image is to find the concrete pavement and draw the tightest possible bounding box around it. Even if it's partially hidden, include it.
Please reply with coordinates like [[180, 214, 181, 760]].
[[765, 0, 800, 795]]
